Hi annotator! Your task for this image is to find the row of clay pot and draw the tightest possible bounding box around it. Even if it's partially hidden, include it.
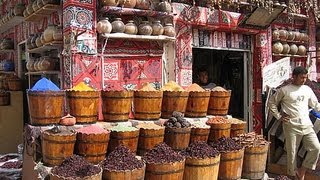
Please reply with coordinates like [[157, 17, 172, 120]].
[[272, 28, 309, 42], [272, 42, 307, 56], [0, 3, 26, 26], [97, 17, 175, 37], [101, 0, 171, 13], [27, 25, 62, 50], [23, 0, 60, 17], [0, 38, 14, 50], [26, 57, 59, 72]]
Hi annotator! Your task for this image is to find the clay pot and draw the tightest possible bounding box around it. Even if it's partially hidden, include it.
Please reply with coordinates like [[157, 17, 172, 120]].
[[43, 24, 56, 43], [272, 41, 283, 54], [111, 18, 125, 33], [272, 28, 280, 40], [53, 26, 63, 41], [119, 0, 137, 8], [163, 23, 175, 37], [100, 0, 119, 6], [281, 42, 290, 55], [27, 34, 35, 49], [278, 28, 288, 41], [289, 44, 298, 55], [23, 9, 29, 17], [152, 20, 164, 35], [97, 17, 112, 34], [40, 34, 46, 44], [297, 45, 307, 56], [33, 60, 41, 72], [125, 20, 138, 35], [157, 0, 171, 13], [37, 0, 44, 9], [26, 59, 35, 72], [26, 2, 34, 15], [14, 3, 26, 16], [32, 0, 40, 12], [138, 21, 153, 35], [287, 29, 295, 41], [135, 0, 151, 10], [35, 34, 43, 47], [294, 29, 301, 42], [300, 31, 309, 42], [38, 56, 55, 71]]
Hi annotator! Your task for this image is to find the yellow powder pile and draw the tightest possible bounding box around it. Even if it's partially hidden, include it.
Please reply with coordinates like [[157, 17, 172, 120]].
[[136, 123, 164, 130], [185, 83, 205, 92], [139, 83, 157, 91], [212, 86, 227, 91], [229, 118, 246, 124], [71, 82, 94, 91], [161, 81, 185, 91]]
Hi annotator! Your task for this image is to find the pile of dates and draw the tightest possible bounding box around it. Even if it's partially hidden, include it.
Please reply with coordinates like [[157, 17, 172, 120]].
[[164, 111, 191, 128]]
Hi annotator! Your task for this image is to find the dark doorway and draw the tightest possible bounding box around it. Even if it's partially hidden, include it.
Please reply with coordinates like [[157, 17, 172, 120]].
[[192, 48, 245, 119]]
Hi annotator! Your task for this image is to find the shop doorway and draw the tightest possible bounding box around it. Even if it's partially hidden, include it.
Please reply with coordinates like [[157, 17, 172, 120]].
[[192, 48, 252, 123]]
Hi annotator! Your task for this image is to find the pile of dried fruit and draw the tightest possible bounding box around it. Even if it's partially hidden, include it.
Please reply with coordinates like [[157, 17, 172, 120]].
[[210, 137, 242, 152], [181, 141, 219, 159], [232, 132, 269, 147], [143, 143, 185, 164], [206, 116, 229, 124], [164, 111, 191, 128], [0, 161, 22, 169]]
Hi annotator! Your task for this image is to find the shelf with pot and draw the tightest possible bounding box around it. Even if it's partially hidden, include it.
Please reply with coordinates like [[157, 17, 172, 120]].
[[0, 16, 24, 34], [25, 70, 60, 75], [101, 33, 175, 41], [24, 3, 60, 22], [27, 41, 63, 54], [272, 53, 307, 58], [0, 71, 15, 74], [272, 39, 308, 45]]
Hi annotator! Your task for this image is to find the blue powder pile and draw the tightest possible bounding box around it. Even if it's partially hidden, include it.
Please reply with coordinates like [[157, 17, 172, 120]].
[[31, 77, 60, 91]]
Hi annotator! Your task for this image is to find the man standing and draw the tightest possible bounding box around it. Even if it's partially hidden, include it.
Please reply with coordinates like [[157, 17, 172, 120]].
[[197, 67, 216, 90], [268, 66, 320, 180]]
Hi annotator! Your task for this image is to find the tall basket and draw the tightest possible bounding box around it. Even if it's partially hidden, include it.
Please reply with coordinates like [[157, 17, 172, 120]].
[[208, 90, 231, 116]]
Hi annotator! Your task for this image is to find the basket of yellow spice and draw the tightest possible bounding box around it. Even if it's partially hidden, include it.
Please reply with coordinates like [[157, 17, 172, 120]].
[[161, 81, 189, 119], [185, 83, 210, 118], [133, 83, 163, 120], [66, 82, 100, 124]]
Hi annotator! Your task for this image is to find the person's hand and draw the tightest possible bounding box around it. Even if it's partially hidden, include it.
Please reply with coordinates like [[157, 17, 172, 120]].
[[280, 113, 290, 122]]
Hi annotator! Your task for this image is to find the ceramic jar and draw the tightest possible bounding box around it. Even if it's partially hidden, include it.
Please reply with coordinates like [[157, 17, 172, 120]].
[[281, 42, 290, 55], [36, 33, 43, 47], [125, 20, 138, 35], [26, 2, 34, 15], [289, 44, 298, 55], [138, 21, 153, 35], [287, 28, 295, 41], [31, 34, 38, 49], [272, 28, 280, 40], [152, 20, 164, 35], [157, 0, 171, 13], [119, 0, 137, 8], [300, 31, 308, 42], [294, 29, 301, 42], [39, 56, 55, 71], [100, 0, 119, 6], [26, 59, 35, 72], [297, 45, 306, 56], [279, 28, 288, 41], [40, 34, 46, 44], [14, 3, 26, 16], [135, 0, 150, 10], [272, 42, 283, 54], [32, 0, 40, 12], [33, 60, 41, 72], [111, 18, 125, 33], [1, 38, 14, 50], [163, 23, 175, 37], [37, 0, 44, 9], [43, 24, 56, 43], [97, 17, 112, 34], [53, 26, 63, 41], [27, 34, 35, 49]]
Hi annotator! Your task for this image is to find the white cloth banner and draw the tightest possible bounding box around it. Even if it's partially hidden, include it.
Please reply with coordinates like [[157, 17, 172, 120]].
[[262, 57, 291, 91]]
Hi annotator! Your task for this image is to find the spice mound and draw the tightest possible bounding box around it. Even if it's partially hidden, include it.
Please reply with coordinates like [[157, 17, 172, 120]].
[[210, 137, 242, 152], [71, 82, 94, 91], [233, 132, 269, 147], [161, 81, 185, 91], [192, 121, 210, 128], [143, 143, 185, 164], [102, 145, 144, 171], [181, 141, 219, 159], [139, 83, 157, 91], [136, 123, 164, 130], [109, 124, 137, 132], [76, 125, 109, 134], [211, 86, 228, 91], [30, 77, 60, 91], [164, 111, 191, 128], [185, 83, 205, 92], [206, 116, 229, 124], [51, 155, 101, 178]]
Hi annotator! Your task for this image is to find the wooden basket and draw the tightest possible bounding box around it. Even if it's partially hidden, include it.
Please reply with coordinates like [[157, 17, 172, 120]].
[[184, 155, 220, 180], [219, 148, 244, 180], [7, 79, 22, 91], [101, 90, 133, 122], [208, 90, 231, 116], [102, 164, 146, 180], [75, 132, 110, 164], [41, 130, 76, 166], [51, 167, 103, 180], [242, 144, 269, 179], [161, 91, 189, 118], [0, 91, 10, 106], [137, 128, 165, 156], [207, 123, 231, 143], [231, 123, 246, 137], [164, 127, 191, 151], [190, 127, 210, 144], [67, 90, 100, 124], [145, 160, 185, 180], [185, 91, 210, 118], [134, 91, 163, 120], [108, 130, 140, 154], [27, 91, 65, 125]]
